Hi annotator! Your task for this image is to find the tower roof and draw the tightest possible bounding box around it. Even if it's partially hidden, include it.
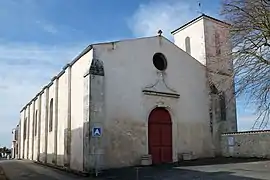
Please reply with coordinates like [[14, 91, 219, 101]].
[[171, 14, 230, 34]]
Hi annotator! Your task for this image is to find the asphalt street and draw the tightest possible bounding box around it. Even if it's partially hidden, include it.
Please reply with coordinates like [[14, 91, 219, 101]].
[[0, 160, 89, 180], [1, 159, 270, 179]]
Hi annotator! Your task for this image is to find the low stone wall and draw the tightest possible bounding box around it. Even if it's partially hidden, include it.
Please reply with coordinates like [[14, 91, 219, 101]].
[[221, 130, 270, 158]]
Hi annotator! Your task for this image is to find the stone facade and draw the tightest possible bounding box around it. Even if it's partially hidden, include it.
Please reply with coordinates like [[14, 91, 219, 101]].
[[221, 131, 270, 158], [19, 47, 93, 172], [93, 36, 215, 168], [15, 15, 237, 172], [172, 14, 237, 156], [172, 14, 237, 134]]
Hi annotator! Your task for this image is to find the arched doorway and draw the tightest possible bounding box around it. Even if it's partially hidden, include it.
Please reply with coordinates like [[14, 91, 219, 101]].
[[148, 107, 172, 164]]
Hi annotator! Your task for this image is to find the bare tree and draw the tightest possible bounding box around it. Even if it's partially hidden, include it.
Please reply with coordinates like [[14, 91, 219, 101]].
[[221, 0, 270, 129]]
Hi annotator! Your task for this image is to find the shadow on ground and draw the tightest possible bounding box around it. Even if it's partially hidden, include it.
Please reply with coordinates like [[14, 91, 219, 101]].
[[98, 166, 260, 180], [97, 158, 269, 180], [177, 157, 269, 166], [99, 166, 260, 180]]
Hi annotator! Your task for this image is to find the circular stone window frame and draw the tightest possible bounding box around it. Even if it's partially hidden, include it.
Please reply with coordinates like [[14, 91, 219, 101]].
[[153, 53, 168, 71]]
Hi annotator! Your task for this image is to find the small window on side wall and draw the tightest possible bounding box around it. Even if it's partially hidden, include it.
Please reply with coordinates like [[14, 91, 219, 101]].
[[24, 118, 27, 140], [49, 98, 53, 132], [185, 36, 191, 55], [35, 110, 38, 136]]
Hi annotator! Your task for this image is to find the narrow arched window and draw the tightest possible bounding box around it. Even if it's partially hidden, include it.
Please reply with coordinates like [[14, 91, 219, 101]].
[[219, 92, 226, 121], [35, 110, 38, 136], [24, 118, 27, 140], [49, 98, 53, 132], [185, 36, 191, 55]]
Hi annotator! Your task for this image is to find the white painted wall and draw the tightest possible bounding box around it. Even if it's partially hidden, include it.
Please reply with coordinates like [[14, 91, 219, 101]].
[[173, 18, 206, 65], [19, 30, 236, 170], [18, 48, 92, 171], [70, 50, 92, 171], [57, 71, 68, 166], [19, 110, 25, 159], [24, 105, 30, 159], [28, 102, 34, 160], [40, 91, 47, 162], [47, 82, 55, 164], [172, 16, 232, 73], [33, 98, 39, 161], [93, 36, 213, 168]]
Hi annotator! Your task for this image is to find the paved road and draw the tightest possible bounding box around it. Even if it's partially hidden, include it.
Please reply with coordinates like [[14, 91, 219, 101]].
[[0, 160, 90, 180], [100, 161, 270, 180], [1, 159, 270, 179]]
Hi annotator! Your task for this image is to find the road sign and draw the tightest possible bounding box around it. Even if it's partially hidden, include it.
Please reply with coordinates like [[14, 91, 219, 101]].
[[92, 127, 102, 137]]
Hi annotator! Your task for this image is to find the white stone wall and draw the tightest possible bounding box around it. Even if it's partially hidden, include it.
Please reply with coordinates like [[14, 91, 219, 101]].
[[24, 105, 30, 159], [18, 48, 93, 171], [172, 18, 206, 65], [18, 35, 231, 170], [70, 50, 92, 171], [221, 132, 270, 158], [173, 16, 237, 133], [204, 18, 237, 132], [28, 102, 34, 160], [40, 90, 47, 162], [173, 16, 232, 73], [57, 71, 68, 166], [93, 36, 213, 168], [47, 82, 55, 164], [33, 98, 40, 161], [19, 110, 25, 159]]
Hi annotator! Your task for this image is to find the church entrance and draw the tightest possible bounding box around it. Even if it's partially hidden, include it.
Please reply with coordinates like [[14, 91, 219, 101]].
[[148, 107, 172, 164]]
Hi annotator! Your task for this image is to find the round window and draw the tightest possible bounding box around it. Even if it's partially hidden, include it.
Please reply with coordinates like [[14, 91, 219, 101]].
[[153, 53, 167, 71]]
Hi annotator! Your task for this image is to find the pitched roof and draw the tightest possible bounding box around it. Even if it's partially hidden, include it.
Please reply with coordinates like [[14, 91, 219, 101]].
[[171, 14, 230, 34], [20, 36, 160, 113]]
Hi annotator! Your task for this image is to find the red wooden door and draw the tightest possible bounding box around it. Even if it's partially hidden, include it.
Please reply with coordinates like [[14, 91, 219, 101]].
[[148, 108, 172, 164]]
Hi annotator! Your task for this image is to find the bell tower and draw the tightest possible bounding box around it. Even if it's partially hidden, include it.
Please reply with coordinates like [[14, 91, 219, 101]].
[[171, 14, 237, 137]]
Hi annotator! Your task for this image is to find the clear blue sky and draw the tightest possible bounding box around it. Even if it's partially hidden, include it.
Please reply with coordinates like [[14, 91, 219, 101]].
[[0, 0, 259, 147]]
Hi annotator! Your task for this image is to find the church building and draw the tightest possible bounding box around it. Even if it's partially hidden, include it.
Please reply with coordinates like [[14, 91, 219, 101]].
[[16, 14, 237, 172]]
